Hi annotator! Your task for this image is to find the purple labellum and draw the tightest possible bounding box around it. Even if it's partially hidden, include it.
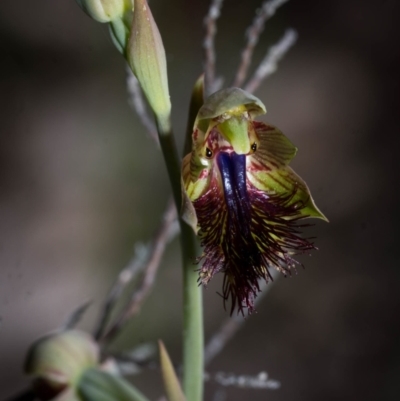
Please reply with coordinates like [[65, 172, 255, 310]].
[[215, 152, 267, 313], [217, 152, 251, 237]]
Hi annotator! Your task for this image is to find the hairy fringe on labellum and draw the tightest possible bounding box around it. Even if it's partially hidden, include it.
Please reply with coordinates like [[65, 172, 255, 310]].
[[195, 172, 316, 315]]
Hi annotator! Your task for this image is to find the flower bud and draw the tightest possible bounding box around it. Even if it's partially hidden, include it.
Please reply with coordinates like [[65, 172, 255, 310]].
[[24, 330, 99, 399], [76, 0, 132, 23], [109, 17, 131, 54], [127, 0, 171, 131]]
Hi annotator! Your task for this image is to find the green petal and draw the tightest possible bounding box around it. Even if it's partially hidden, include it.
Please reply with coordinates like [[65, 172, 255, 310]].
[[181, 153, 210, 201], [253, 122, 297, 167], [248, 165, 327, 220]]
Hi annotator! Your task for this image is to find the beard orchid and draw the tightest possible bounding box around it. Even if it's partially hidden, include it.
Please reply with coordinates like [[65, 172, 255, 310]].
[[182, 88, 327, 315]]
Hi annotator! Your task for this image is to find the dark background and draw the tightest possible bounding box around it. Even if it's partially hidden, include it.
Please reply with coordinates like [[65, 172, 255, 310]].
[[1, 0, 399, 400]]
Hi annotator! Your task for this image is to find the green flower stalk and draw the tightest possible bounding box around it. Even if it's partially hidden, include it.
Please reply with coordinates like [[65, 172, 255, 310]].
[[182, 87, 327, 315]]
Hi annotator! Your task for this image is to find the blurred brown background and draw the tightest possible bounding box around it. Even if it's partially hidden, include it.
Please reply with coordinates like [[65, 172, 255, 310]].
[[1, 0, 399, 400]]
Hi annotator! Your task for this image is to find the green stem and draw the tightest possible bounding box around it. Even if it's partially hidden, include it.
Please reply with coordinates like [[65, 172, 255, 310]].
[[156, 116, 204, 401], [157, 119, 182, 210], [181, 223, 203, 401]]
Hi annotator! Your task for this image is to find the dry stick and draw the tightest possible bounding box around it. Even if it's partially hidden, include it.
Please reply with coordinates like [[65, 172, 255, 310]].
[[244, 28, 297, 94], [212, 371, 280, 390], [63, 300, 92, 331], [232, 0, 290, 88], [204, 270, 279, 366], [99, 199, 178, 343], [121, 201, 178, 318], [203, 0, 224, 96], [126, 66, 158, 143], [94, 238, 153, 340]]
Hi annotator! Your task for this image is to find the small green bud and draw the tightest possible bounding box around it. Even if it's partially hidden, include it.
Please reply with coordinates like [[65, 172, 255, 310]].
[[127, 0, 171, 131], [75, 0, 132, 23], [25, 330, 99, 399], [109, 17, 131, 54]]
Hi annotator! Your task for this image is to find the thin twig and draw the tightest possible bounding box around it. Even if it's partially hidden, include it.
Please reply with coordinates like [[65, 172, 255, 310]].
[[94, 240, 151, 340], [126, 66, 158, 143], [106, 347, 158, 376], [233, 0, 290, 88], [120, 200, 178, 318], [203, 0, 224, 96], [204, 270, 279, 366], [99, 199, 178, 343], [62, 300, 92, 330], [213, 370, 280, 389], [245, 28, 298, 94]]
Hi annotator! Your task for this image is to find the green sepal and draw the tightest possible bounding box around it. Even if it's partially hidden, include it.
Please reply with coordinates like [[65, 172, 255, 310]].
[[197, 87, 266, 122], [181, 176, 199, 233], [181, 153, 206, 232], [77, 368, 150, 401], [158, 341, 186, 401], [195, 87, 266, 131]]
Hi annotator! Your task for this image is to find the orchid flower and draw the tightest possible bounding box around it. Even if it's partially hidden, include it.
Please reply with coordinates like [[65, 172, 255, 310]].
[[182, 87, 327, 315]]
